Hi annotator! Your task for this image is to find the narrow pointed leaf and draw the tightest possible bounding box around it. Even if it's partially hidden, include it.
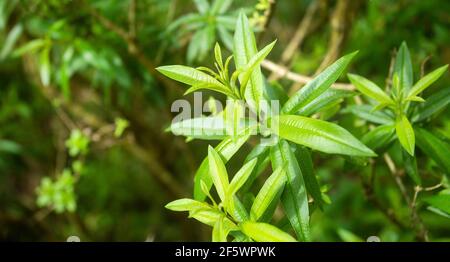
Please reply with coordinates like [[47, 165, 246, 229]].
[[170, 116, 227, 140], [282, 51, 358, 114], [407, 65, 448, 99], [348, 73, 393, 105], [415, 128, 450, 175], [395, 115, 415, 156], [211, 0, 233, 14], [413, 87, 450, 122], [297, 89, 355, 116], [295, 146, 324, 208], [165, 198, 210, 212], [361, 125, 396, 150], [208, 146, 230, 203], [344, 105, 394, 125], [241, 221, 297, 242], [394, 42, 413, 91], [212, 216, 229, 242], [240, 40, 276, 96], [193, 0, 210, 14], [271, 140, 310, 241], [250, 167, 286, 221], [228, 158, 257, 197], [402, 150, 421, 185], [194, 134, 250, 200], [271, 115, 376, 157], [234, 12, 265, 113], [156, 65, 226, 89]]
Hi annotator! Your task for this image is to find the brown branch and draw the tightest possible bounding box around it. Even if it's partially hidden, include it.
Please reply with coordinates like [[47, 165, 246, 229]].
[[128, 0, 136, 39], [383, 153, 429, 242], [268, 0, 320, 81], [261, 59, 355, 90], [315, 0, 357, 74]]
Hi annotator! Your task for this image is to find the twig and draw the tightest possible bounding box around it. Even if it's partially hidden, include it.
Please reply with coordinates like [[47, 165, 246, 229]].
[[268, 0, 320, 81], [383, 153, 429, 241], [128, 0, 136, 39], [261, 59, 355, 90]]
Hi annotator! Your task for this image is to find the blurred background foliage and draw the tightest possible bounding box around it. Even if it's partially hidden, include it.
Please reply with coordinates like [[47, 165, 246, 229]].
[[0, 0, 449, 241]]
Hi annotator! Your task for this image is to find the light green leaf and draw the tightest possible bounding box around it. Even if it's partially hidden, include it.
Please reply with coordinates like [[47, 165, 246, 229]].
[[347, 73, 393, 105], [271, 140, 310, 241], [394, 42, 413, 91], [407, 65, 448, 99], [361, 125, 395, 150], [170, 116, 227, 140], [165, 198, 210, 212], [0, 23, 22, 60], [39, 46, 51, 87], [395, 115, 415, 156], [234, 12, 265, 113], [211, 0, 233, 14], [212, 216, 229, 242], [415, 128, 450, 175], [344, 105, 394, 125], [239, 40, 276, 97], [413, 87, 450, 122], [228, 158, 257, 198], [250, 167, 286, 221], [282, 51, 358, 114], [240, 221, 297, 242], [217, 25, 234, 51], [208, 146, 230, 203], [193, 0, 210, 14], [194, 134, 250, 200], [297, 89, 355, 116], [156, 65, 226, 90], [12, 38, 46, 57], [271, 115, 376, 157]]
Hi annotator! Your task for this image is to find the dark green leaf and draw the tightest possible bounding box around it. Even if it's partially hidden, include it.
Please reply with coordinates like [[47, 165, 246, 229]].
[[361, 125, 395, 151], [295, 146, 324, 208], [344, 105, 394, 125], [394, 42, 413, 91], [413, 87, 450, 122], [415, 128, 450, 175], [271, 140, 310, 241]]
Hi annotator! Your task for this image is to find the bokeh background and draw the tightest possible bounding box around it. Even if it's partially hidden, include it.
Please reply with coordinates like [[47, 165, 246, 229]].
[[0, 0, 449, 241]]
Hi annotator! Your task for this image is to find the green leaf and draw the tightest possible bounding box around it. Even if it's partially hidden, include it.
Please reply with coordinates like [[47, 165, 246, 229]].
[[295, 146, 324, 208], [0, 23, 22, 60], [240, 221, 297, 242], [12, 38, 46, 57], [193, 0, 210, 14], [39, 46, 51, 87], [240, 144, 271, 193], [423, 193, 450, 216], [211, 0, 233, 14], [297, 89, 355, 116], [271, 140, 310, 241], [344, 105, 394, 125], [395, 115, 415, 156], [231, 196, 249, 222], [167, 13, 203, 32], [170, 116, 227, 140], [228, 158, 257, 197], [413, 87, 450, 122], [234, 12, 265, 113], [282, 51, 358, 114], [415, 128, 450, 175], [239, 40, 277, 97], [402, 150, 421, 185], [217, 25, 234, 51], [212, 216, 229, 242], [208, 146, 230, 203], [250, 167, 286, 221], [394, 42, 413, 91], [194, 134, 250, 201], [214, 43, 223, 69], [347, 73, 393, 105], [406, 65, 448, 99], [361, 125, 395, 151], [187, 25, 215, 63], [271, 115, 376, 157], [165, 198, 210, 212], [156, 65, 226, 90]]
